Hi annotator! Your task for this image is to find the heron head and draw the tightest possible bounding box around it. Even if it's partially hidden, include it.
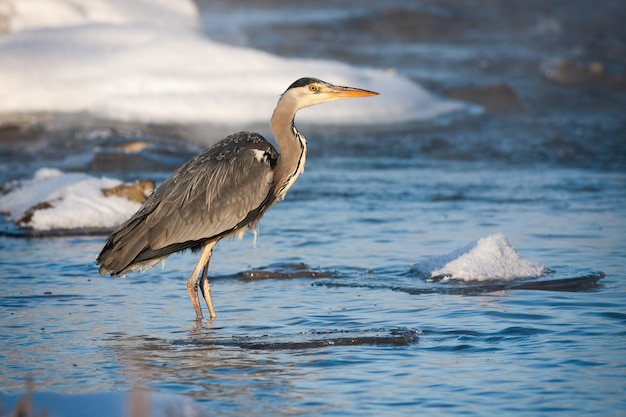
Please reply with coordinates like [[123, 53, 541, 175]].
[[283, 77, 379, 109]]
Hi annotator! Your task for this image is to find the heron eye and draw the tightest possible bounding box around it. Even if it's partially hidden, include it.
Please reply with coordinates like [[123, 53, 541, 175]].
[[308, 84, 318, 92]]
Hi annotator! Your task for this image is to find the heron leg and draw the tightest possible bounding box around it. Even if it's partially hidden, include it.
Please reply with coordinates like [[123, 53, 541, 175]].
[[199, 259, 217, 319], [186, 242, 215, 320]]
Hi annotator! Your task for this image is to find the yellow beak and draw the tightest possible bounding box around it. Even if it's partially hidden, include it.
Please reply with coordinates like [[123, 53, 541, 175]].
[[328, 85, 379, 99]]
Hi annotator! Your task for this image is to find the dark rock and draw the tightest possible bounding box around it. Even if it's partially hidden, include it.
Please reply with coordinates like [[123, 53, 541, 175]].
[[17, 201, 54, 228], [102, 180, 155, 204]]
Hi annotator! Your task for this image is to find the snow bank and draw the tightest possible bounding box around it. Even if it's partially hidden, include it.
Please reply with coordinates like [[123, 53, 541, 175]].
[[0, 0, 465, 126], [417, 234, 549, 281], [0, 168, 144, 231], [4, 0, 199, 32]]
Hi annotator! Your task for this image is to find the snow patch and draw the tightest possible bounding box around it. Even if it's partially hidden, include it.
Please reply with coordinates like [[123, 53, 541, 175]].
[[0, 168, 142, 231], [417, 234, 550, 281]]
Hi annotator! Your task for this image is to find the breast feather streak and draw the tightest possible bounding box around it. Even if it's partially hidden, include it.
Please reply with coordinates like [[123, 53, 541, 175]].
[[275, 127, 307, 202]]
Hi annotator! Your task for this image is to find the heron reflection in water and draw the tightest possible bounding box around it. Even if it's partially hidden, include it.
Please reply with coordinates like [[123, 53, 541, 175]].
[[97, 78, 378, 320]]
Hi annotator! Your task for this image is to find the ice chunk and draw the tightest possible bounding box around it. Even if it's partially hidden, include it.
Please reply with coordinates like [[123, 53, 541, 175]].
[[418, 234, 549, 281]]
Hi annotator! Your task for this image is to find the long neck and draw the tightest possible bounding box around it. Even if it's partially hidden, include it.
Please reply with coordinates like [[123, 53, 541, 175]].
[[270, 94, 307, 203]]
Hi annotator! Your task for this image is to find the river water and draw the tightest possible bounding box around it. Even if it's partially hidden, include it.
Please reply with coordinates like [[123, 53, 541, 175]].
[[1, 1, 625, 416]]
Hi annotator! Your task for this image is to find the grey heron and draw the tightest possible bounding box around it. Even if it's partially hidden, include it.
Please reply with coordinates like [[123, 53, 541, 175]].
[[96, 77, 378, 320]]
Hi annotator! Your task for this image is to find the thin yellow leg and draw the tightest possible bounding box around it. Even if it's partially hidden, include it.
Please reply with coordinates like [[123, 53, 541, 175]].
[[200, 260, 217, 319], [186, 242, 215, 320]]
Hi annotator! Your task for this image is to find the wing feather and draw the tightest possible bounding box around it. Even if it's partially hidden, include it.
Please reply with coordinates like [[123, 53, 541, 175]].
[[146, 143, 274, 249]]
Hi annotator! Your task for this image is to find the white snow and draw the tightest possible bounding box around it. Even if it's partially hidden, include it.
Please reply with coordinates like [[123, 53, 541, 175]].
[[0, 0, 465, 126], [3, 0, 199, 32], [417, 234, 549, 281], [0, 168, 142, 231]]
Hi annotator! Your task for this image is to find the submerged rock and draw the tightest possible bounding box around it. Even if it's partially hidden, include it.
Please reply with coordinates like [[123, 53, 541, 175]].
[[178, 328, 419, 350]]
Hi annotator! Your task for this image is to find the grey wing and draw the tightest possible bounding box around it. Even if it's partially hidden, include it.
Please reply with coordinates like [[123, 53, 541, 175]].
[[145, 136, 276, 250], [97, 132, 277, 275]]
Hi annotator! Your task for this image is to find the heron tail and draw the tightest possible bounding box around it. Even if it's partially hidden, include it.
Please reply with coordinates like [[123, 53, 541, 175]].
[[97, 217, 150, 276]]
